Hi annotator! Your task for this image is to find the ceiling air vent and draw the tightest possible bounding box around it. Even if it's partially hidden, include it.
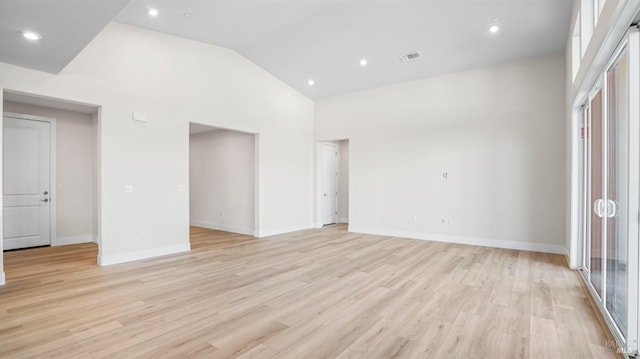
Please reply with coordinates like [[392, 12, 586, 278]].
[[400, 52, 421, 62]]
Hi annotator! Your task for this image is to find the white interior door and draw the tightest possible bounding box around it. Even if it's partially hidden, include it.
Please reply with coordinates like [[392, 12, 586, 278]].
[[3, 116, 52, 250], [321, 143, 338, 225]]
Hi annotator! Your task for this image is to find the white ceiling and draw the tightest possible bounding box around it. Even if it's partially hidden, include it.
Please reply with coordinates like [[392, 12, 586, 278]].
[[115, 0, 573, 99], [1, 0, 573, 99], [0, 0, 131, 73]]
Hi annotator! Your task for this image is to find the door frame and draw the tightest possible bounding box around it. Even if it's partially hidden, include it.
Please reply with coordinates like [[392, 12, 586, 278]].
[[315, 139, 349, 228], [3, 111, 57, 249], [187, 121, 260, 237], [576, 28, 640, 354], [320, 142, 338, 226]]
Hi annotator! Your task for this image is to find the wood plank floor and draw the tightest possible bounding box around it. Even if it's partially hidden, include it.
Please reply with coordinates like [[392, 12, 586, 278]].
[[0, 225, 617, 358]]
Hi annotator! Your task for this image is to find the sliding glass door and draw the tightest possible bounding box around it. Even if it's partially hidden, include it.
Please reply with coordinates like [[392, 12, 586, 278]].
[[580, 29, 639, 355], [605, 49, 629, 335]]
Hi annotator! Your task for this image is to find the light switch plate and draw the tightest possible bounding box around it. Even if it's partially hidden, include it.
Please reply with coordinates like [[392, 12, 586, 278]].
[[178, 185, 186, 192], [124, 185, 134, 193]]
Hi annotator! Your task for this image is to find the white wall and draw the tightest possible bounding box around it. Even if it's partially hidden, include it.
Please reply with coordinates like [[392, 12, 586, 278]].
[[337, 140, 349, 223], [316, 52, 566, 253], [0, 21, 314, 268], [0, 90, 3, 284], [189, 129, 255, 235], [3, 101, 98, 245]]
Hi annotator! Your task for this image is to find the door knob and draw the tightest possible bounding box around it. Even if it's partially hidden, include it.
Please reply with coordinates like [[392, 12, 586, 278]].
[[43, 191, 48, 195], [40, 198, 49, 203], [323, 194, 327, 197]]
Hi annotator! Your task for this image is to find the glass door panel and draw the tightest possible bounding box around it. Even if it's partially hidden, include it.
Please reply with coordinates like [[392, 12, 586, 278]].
[[590, 90, 604, 297], [606, 49, 629, 334]]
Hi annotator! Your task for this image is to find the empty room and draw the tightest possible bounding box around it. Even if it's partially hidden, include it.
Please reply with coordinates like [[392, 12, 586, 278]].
[[0, 0, 638, 358]]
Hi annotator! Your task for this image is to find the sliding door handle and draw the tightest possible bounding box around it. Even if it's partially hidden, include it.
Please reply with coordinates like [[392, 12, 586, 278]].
[[607, 199, 618, 218], [594, 199, 604, 218]]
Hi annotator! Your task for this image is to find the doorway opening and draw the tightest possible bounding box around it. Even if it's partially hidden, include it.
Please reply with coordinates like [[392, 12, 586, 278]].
[[2, 90, 101, 282], [189, 122, 258, 237], [319, 139, 349, 227]]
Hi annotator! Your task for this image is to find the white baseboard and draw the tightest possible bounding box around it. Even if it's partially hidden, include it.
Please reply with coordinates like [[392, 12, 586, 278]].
[[348, 226, 566, 255], [0, 271, 5, 286], [314, 220, 348, 228], [258, 224, 314, 238], [98, 243, 191, 266], [190, 221, 256, 236], [52, 235, 96, 246]]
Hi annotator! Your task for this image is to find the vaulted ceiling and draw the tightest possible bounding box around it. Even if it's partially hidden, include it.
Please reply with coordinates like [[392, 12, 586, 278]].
[[1, 0, 573, 99]]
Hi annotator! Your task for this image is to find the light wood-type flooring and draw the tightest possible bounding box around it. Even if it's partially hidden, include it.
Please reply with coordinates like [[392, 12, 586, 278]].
[[0, 225, 618, 358]]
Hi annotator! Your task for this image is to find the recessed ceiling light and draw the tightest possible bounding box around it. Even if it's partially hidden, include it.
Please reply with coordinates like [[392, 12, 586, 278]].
[[147, 8, 159, 17], [489, 24, 500, 33], [22, 31, 41, 41], [360, 58, 368, 67], [183, 12, 191, 18], [307, 79, 315, 86]]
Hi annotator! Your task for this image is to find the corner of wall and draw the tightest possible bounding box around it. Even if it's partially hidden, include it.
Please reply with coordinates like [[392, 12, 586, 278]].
[[0, 271, 5, 286]]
